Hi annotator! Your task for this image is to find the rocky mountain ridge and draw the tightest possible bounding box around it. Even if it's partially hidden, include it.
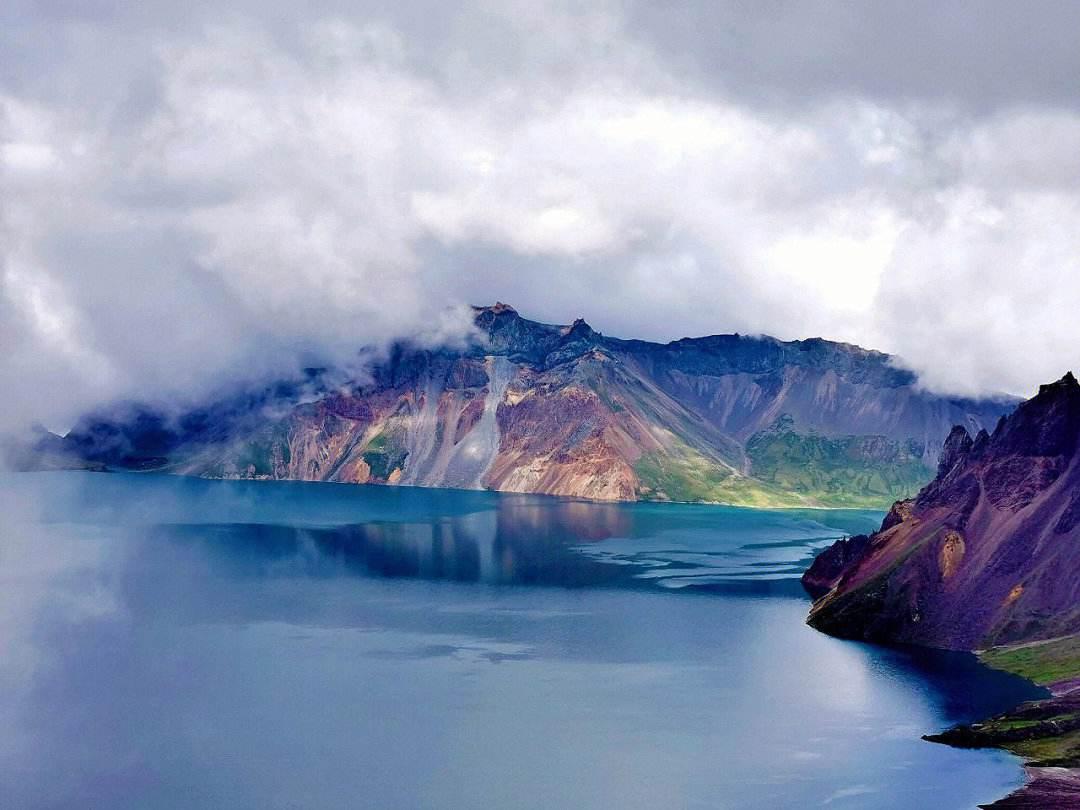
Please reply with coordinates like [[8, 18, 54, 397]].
[[27, 304, 1015, 507]]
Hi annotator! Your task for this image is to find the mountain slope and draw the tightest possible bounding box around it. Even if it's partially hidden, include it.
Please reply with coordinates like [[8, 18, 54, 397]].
[[806, 372, 1080, 648], [44, 304, 1014, 507]]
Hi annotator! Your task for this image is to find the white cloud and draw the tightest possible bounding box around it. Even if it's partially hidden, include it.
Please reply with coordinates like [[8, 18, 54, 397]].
[[1, 142, 59, 174], [3, 4, 1080, 433], [873, 187, 1080, 397]]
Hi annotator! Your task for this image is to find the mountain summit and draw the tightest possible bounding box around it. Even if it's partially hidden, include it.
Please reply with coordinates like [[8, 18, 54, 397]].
[[40, 305, 1014, 507]]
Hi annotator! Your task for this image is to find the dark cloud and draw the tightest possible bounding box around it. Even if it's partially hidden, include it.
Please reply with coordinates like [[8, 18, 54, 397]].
[[625, 1, 1080, 112]]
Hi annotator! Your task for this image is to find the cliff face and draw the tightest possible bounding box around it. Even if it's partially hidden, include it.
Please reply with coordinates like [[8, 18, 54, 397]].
[[806, 372, 1080, 649], [49, 304, 1013, 507]]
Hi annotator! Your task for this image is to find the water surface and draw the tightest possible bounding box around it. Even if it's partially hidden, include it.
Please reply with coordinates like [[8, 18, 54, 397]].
[[0, 472, 1040, 809]]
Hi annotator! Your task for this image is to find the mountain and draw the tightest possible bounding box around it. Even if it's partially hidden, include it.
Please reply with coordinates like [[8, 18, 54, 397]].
[[803, 372, 1080, 808], [805, 372, 1080, 648], [36, 304, 1013, 508]]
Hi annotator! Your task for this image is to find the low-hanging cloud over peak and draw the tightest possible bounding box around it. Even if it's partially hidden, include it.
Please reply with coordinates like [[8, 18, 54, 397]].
[[3, 1, 1080, 432]]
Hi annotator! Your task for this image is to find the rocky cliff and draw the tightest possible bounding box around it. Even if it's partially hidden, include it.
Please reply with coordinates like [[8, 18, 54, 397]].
[[40, 304, 1013, 507], [805, 372, 1080, 647]]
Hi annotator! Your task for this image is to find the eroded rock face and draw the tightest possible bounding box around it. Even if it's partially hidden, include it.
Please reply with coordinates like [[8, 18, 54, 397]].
[[805, 372, 1080, 649], [802, 533, 873, 599], [47, 304, 1013, 506]]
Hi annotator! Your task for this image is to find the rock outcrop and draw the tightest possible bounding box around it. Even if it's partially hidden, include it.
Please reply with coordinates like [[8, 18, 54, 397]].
[[806, 372, 1080, 649], [39, 304, 1013, 507], [801, 533, 873, 599]]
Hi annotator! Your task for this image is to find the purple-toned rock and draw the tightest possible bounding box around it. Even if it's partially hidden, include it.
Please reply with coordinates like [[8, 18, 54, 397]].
[[806, 371, 1080, 650], [981, 767, 1080, 808], [801, 534, 873, 599]]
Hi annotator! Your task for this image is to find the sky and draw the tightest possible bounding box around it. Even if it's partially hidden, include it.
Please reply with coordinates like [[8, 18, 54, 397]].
[[4, 1, 1080, 433]]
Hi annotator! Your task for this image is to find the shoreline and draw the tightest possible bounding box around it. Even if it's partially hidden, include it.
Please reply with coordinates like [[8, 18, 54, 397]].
[[981, 765, 1080, 808], [9, 465, 894, 515], [922, 635, 1080, 807]]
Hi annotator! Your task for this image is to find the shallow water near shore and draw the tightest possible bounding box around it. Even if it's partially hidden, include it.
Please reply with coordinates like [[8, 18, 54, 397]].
[[0, 472, 1042, 809]]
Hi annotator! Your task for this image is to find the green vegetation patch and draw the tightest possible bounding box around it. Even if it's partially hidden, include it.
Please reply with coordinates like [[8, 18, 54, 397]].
[[926, 697, 1080, 767], [362, 424, 409, 480], [233, 431, 290, 476], [981, 635, 1080, 686], [200, 422, 291, 478], [940, 635, 1080, 768], [634, 440, 805, 508], [745, 417, 931, 508], [1009, 729, 1080, 767]]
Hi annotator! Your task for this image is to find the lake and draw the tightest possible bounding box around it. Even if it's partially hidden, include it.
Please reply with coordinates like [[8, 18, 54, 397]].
[[0, 472, 1040, 809]]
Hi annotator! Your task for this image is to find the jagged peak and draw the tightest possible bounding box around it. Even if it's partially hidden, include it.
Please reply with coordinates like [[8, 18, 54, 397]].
[[991, 413, 1008, 438], [913, 372, 1080, 514], [976, 371, 1080, 460], [472, 302, 519, 317], [1037, 370, 1079, 396], [945, 424, 973, 442], [1014, 370, 1080, 418], [564, 318, 596, 339], [937, 425, 974, 476]]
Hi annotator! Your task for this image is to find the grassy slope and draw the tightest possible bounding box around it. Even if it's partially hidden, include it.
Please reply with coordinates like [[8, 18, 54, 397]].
[[361, 425, 409, 480], [633, 438, 814, 508], [190, 422, 292, 478], [982, 636, 1080, 687], [745, 424, 931, 508], [634, 429, 932, 510], [930, 636, 1080, 770]]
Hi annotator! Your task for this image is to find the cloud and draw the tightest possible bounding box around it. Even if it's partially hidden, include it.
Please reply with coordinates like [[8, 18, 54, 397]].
[[3, 2, 1080, 433], [624, 1, 1080, 112], [874, 186, 1080, 396]]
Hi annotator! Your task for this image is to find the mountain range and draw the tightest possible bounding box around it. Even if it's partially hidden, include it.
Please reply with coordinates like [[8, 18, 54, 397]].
[[24, 303, 1015, 508]]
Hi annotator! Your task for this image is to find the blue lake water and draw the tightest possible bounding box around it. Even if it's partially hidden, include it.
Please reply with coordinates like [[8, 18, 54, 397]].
[[0, 472, 1041, 809]]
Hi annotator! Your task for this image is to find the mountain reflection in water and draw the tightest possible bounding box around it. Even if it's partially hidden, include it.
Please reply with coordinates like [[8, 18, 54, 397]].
[[156, 492, 873, 595], [0, 472, 1040, 810]]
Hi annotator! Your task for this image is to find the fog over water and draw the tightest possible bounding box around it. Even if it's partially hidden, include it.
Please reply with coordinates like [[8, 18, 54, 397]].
[[0, 472, 1042, 809]]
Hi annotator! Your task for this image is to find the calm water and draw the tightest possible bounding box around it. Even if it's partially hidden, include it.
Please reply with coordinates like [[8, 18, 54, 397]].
[[0, 472, 1041, 809]]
